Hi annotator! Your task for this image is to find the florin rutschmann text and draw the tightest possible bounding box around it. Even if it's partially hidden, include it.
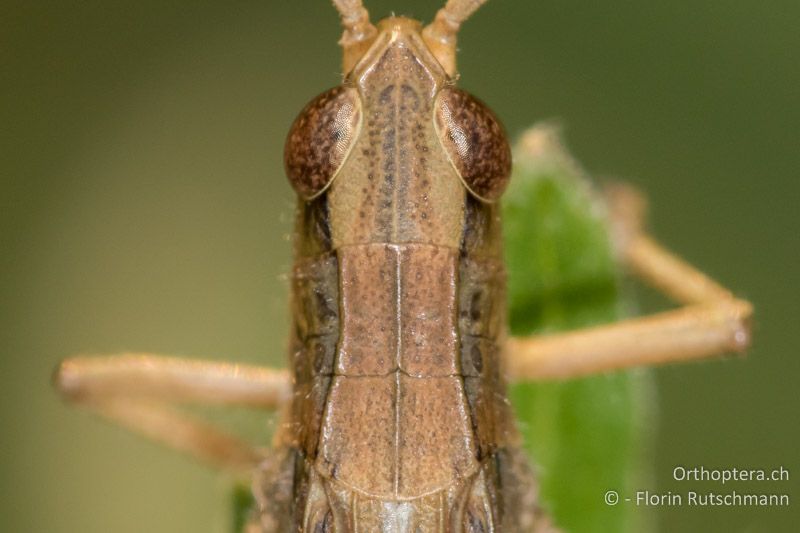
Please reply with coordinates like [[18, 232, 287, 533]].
[[604, 466, 790, 508]]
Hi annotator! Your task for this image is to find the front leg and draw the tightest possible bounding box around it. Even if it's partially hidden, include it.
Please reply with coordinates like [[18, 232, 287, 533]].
[[55, 354, 291, 471]]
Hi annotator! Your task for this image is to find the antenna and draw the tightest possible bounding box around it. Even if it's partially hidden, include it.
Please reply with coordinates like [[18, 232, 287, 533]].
[[423, 0, 489, 76], [332, 0, 378, 72]]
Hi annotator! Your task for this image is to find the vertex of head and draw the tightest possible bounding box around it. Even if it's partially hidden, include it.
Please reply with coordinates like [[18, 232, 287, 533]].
[[331, 0, 489, 76], [345, 17, 448, 86]]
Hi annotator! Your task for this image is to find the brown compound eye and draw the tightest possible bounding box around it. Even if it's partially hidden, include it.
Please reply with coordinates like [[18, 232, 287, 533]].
[[434, 88, 512, 202], [284, 86, 361, 199]]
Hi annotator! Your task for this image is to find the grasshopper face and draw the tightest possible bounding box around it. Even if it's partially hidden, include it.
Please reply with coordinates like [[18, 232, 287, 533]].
[[286, 17, 512, 248]]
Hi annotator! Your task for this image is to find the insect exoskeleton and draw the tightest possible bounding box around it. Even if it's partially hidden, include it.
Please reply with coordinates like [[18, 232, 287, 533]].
[[263, 10, 545, 533]]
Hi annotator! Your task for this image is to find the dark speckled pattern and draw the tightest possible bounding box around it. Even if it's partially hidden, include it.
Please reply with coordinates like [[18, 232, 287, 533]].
[[435, 88, 512, 202], [327, 30, 466, 249], [285, 86, 361, 199]]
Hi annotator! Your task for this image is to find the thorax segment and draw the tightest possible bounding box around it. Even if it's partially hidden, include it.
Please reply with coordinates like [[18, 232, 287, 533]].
[[336, 243, 459, 377]]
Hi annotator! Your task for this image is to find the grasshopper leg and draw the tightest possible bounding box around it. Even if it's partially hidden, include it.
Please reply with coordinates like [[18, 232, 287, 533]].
[[505, 184, 753, 381], [55, 354, 291, 471]]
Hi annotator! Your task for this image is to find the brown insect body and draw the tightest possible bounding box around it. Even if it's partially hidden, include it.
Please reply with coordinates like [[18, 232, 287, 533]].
[[275, 17, 536, 532]]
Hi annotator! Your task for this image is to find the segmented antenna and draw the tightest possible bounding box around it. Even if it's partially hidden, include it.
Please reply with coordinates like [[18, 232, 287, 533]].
[[332, 0, 378, 72], [423, 0, 489, 76]]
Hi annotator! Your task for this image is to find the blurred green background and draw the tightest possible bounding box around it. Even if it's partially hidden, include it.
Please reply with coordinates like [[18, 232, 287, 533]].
[[1, 1, 797, 531]]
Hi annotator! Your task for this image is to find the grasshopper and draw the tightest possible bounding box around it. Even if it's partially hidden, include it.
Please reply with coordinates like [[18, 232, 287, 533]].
[[55, 0, 752, 531]]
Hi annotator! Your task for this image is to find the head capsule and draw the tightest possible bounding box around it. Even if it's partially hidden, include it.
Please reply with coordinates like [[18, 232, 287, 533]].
[[284, 2, 510, 203]]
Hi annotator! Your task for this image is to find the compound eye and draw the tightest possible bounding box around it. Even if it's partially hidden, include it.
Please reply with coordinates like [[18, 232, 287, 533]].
[[434, 88, 512, 202], [284, 87, 361, 199]]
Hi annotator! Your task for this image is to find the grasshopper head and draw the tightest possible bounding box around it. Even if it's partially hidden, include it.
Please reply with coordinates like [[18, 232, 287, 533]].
[[284, 1, 509, 207]]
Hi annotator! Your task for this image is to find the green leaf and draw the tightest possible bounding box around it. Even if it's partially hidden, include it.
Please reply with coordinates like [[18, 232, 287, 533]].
[[231, 481, 256, 533], [504, 125, 654, 533]]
